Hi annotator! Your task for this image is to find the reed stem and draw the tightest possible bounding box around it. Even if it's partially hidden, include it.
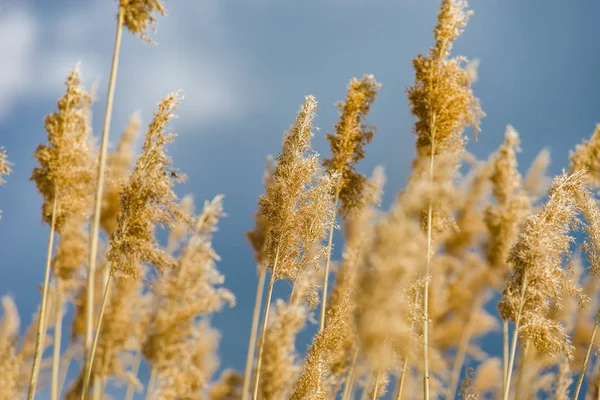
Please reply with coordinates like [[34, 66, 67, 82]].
[[51, 279, 64, 400], [342, 348, 359, 400], [81, 273, 113, 400], [320, 193, 339, 332], [85, 3, 124, 368], [27, 196, 58, 400], [573, 308, 600, 400], [124, 351, 143, 400], [503, 275, 527, 400], [242, 266, 267, 400], [251, 248, 280, 400]]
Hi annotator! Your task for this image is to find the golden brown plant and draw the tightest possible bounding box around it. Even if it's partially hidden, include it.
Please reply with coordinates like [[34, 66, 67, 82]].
[[107, 92, 185, 281], [252, 95, 335, 399], [0, 148, 12, 218], [209, 370, 243, 400], [570, 124, 600, 187], [31, 66, 96, 231], [499, 170, 588, 400], [100, 114, 140, 236], [120, 0, 167, 43], [291, 168, 385, 400]]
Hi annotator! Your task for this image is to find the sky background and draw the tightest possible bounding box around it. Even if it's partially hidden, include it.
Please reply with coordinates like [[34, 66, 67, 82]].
[[1, 0, 600, 398]]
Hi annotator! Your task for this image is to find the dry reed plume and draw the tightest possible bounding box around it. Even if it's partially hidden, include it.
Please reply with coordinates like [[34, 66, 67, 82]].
[[4, 0, 600, 400]]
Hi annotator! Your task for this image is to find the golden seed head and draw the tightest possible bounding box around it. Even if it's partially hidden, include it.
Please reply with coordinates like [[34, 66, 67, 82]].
[[107, 92, 185, 280], [31, 66, 96, 231], [324, 75, 381, 218], [120, 0, 167, 43]]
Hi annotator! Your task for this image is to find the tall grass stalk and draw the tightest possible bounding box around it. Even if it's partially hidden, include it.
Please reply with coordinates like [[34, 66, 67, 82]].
[[251, 249, 280, 400], [85, 4, 125, 368], [503, 275, 528, 400], [81, 272, 113, 400], [124, 352, 142, 400], [27, 196, 58, 400], [320, 192, 339, 332], [242, 266, 267, 400], [423, 135, 436, 400], [395, 358, 409, 400], [51, 279, 64, 400], [573, 309, 600, 399], [446, 294, 481, 399], [342, 348, 359, 400]]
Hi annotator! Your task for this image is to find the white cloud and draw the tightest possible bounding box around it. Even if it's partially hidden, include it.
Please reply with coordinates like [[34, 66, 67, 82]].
[[0, 0, 259, 131], [0, 8, 36, 119]]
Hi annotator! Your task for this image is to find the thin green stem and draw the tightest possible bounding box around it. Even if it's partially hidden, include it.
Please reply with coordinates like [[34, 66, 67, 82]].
[[27, 196, 58, 400]]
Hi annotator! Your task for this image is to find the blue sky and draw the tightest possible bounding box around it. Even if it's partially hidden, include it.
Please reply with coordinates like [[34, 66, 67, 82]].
[[1, 0, 600, 398]]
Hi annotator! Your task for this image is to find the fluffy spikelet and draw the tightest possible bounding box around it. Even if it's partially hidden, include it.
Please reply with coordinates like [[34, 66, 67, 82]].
[[153, 321, 221, 400], [355, 201, 426, 372], [143, 195, 234, 370], [52, 216, 88, 283], [166, 194, 195, 254], [570, 124, 600, 187], [260, 269, 316, 400], [0, 297, 22, 400], [407, 0, 482, 160], [31, 66, 96, 231], [472, 357, 502, 395], [523, 148, 551, 202], [458, 368, 479, 400], [498, 170, 587, 358], [120, 0, 167, 43], [291, 168, 385, 399], [323, 75, 381, 217], [93, 275, 148, 381], [553, 356, 572, 400], [101, 113, 140, 236], [484, 126, 531, 279], [107, 93, 185, 280], [247, 156, 275, 266], [209, 369, 243, 400], [258, 95, 334, 281]]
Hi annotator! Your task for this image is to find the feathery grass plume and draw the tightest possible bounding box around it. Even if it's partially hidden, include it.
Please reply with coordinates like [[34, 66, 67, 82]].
[[319, 74, 380, 334], [209, 370, 243, 400], [499, 170, 588, 400], [241, 156, 274, 400], [291, 168, 385, 400], [29, 65, 95, 400], [0, 297, 23, 400], [355, 201, 427, 373], [247, 155, 275, 266], [570, 124, 600, 187], [523, 148, 551, 202], [258, 95, 332, 282], [91, 274, 148, 386], [166, 194, 195, 254], [100, 114, 140, 236], [252, 95, 335, 398], [554, 356, 572, 400], [120, 0, 167, 43], [484, 126, 531, 280], [107, 92, 186, 281], [52, 218, 88, 285], [367, 372, 390, 400], [31, 66, 96, 231], [458, 368, 479, 400], [472, 357, 502, 397], [152, 321, 221, 400], [259, 269, 316, 400], [323, 74, 381, 217], [445, 159, 491, 254], [143, 195, 234, 372]]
